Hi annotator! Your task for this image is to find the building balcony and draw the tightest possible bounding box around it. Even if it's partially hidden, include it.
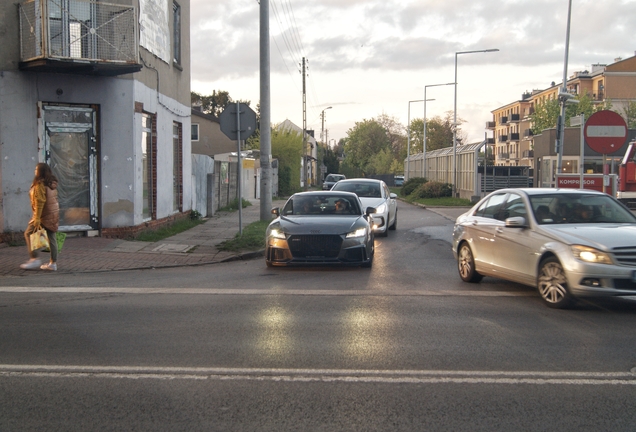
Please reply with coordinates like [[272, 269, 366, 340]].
[[509, 152, 518, 159], [509, 133, 520, 141], [498, 135, 508, 143], [499, 153, 510, 159], [522, 150, 534, 158], [486, 137, 495, 144], [18, 0, 142, 76], [510, 113, 520, 122], [523, 129, 534, 137], [499, 116, 508, 125], [485, 121, 496, 129]]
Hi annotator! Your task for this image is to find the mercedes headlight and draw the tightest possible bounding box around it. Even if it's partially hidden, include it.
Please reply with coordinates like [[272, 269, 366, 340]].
[[346, 227, 367, 238], [571, 245, 613, 265], [269, 228, 286, 239]]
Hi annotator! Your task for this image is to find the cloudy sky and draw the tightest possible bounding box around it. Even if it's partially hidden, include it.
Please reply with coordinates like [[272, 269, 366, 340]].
[[191, 0, 636, 146]]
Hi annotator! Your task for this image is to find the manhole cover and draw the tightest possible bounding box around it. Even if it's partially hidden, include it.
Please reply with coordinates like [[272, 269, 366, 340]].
[[152, 243, 193, 253]]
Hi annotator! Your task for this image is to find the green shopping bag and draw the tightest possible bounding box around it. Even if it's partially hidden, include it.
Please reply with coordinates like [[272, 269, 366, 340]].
[[43, 232, 66, 253]]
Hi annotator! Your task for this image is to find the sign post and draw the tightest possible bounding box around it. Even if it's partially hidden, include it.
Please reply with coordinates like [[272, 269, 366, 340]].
[[219, 103, 257, 235], [583, 110, 628, 194]]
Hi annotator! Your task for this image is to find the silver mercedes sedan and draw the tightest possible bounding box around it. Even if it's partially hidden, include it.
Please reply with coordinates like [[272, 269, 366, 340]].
[[452, 188, 636, 308]]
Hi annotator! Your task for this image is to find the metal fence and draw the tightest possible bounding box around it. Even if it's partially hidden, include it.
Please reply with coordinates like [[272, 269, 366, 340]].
[[19, 0, 138, 63]]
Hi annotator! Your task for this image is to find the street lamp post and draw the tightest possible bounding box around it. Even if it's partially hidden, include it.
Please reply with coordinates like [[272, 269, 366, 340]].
[[423, 82, 455, 179], [453, 48, 499, 197], [321, 106, 332, 144], [556, 0, 574, 177]]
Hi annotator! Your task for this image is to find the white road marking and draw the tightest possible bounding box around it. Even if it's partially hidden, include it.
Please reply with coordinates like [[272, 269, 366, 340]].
[[1, 365, 635, 385], [0, 287, 534, 296]]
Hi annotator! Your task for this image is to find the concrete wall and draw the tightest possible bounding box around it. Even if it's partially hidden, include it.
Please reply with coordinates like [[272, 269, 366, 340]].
[[191, 154, 214, 217]]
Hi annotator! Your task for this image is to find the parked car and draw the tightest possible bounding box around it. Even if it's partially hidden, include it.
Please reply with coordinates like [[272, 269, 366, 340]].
[[452, 188, 636, 308], [330, 178, 397, 237], [322, 174, 346, 190], [394, 175, 404, 187], [266, 191, 376, 267]]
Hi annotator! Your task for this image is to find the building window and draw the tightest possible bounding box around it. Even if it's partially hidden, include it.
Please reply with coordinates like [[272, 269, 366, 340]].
[[173, 122, 183, 212], [173, 2, 181, 65], [142, 113, 156, 220], [191, 123, 199, 141]]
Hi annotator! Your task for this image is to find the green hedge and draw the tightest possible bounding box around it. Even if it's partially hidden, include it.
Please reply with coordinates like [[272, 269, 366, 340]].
[[401, 177, 427, 196], [411, 181, 453, 199]]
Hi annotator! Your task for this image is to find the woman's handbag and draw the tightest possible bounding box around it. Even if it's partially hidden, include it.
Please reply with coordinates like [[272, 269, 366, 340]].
[[29, 228, 49, 251]]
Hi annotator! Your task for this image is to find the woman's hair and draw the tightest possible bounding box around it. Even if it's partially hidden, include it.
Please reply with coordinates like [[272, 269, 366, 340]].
[[32, 163, 58, 188]]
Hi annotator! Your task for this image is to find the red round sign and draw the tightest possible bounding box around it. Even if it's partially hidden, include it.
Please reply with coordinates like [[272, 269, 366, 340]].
[[584, 110, 628, 153]]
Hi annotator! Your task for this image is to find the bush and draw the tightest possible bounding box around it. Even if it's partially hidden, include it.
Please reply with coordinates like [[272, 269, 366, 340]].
[[412, 181, 453, 199], [401, 177, 427, 196]]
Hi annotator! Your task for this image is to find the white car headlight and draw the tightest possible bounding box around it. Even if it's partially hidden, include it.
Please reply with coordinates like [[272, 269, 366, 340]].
[[269, 228, 286, 239], [346, 227, 367, 238], [375, 203, 387, 214], [571, 245, 613, 265]]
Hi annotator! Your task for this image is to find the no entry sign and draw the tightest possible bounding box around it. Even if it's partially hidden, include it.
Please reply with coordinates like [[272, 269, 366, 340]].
[[584, 110, 628, 153]]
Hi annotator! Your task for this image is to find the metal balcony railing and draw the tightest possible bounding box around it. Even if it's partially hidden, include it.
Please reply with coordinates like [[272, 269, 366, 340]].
[[19, 0, 141, 75], [485, 121, 496, 129], [509, 133, 520, 141], [500, 117, 508, 125], [510, 114, 520, 122], [498, 135, 508, 143], [522, 150, 534, 158], [523, 129, 534, 137]]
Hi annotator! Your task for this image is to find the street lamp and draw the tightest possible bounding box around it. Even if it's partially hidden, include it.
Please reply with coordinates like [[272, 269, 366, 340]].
[[453, 48, 499, 197], [423, 82, 455, 178], [556, 0, 574, 177], [321, 106, 332, 143]]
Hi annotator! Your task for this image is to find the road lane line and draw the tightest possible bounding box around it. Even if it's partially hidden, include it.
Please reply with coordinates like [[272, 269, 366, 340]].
[[1, 365, 635, 386], [0, 287, 535, 297]]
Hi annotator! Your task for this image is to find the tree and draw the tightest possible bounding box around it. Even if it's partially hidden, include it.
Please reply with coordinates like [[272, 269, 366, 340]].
[[426, 112, 462, 150], [531, 92, 614, 134], [622, 101, 636, 128], [191, 90, 251, 117], [318, 142, 340, 176], [271, 129, 302, 196], [375, 113, 407, 160], [343, 119, 391, 175]]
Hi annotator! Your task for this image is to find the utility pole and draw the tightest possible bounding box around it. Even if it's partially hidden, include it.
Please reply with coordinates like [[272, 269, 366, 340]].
[[259, 0, 272, 220], [301, 57, 308, 190]]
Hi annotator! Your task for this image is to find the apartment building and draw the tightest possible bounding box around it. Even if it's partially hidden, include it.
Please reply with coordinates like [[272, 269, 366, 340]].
[[0, 0, 191, 240], [488, 55, 636, 172], [488, 96, 535, 168]]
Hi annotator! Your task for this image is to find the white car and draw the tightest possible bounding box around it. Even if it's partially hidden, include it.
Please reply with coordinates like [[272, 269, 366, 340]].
[[331, 178, 397, 237]]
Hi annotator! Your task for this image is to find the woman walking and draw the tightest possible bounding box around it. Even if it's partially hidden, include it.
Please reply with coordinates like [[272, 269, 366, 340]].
[[21, 163, 59, 271]]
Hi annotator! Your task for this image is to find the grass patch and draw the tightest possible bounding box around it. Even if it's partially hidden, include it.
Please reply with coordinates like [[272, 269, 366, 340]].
[[217, 220, 270, 252], [219, 198, 252, 212], [135, 217, 205, 242], [409, 196, 473, 206]]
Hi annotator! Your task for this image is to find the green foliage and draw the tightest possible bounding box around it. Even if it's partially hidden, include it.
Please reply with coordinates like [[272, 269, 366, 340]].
[[271, 129, 302, 196], [135, 218, 205, 242], [411, 181, 453, 199], [189, 210, 202, 220], [623, 101, 636, 128], [318, 142, 340, 176], [344, 119, 391, 175], [219, 198, 252, 212], [217, 220, 270, 252], [401, 177, 428, 196], [531, 92, 619, 135], [191, 90, 251, 117]]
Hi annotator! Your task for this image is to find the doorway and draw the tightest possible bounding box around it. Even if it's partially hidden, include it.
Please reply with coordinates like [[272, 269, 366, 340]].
[[41, 104, 99, 231]]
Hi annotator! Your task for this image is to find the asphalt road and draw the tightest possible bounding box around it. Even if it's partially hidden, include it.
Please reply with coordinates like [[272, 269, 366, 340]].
[[2, 202, 636, 431]]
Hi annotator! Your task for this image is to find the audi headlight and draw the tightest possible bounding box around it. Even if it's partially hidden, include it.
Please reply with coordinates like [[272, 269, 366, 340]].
[[375, 203, 387, 214], [346, 227, 367, 238], [269, 228, 286, 239], [571, 245, 613, 265]]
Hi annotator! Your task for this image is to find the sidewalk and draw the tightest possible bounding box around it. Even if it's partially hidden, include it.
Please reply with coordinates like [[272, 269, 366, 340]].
[[0, 199, 285, 277]]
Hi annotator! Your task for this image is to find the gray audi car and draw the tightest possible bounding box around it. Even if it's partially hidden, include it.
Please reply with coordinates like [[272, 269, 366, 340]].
[[452, 188, 636, 308], [266, 191, 375, 267]]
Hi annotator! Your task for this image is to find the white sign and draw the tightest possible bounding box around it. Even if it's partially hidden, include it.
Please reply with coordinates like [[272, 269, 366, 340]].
[[139, 0, 170, 63]]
